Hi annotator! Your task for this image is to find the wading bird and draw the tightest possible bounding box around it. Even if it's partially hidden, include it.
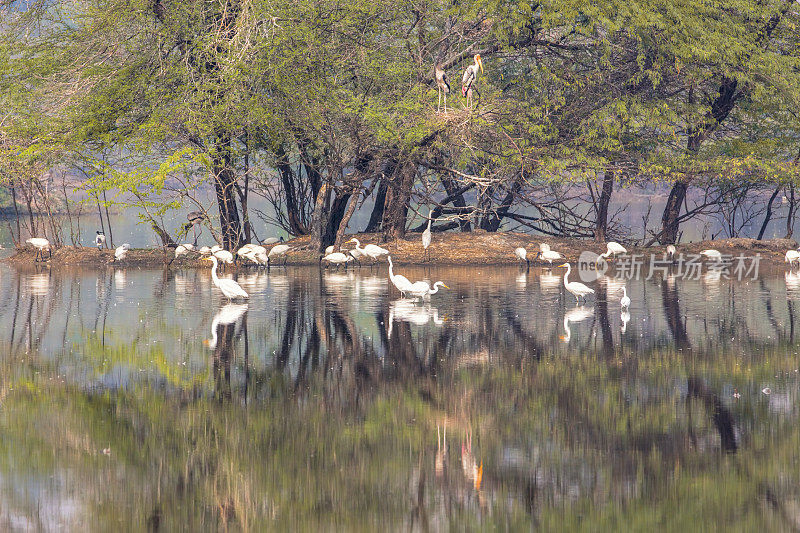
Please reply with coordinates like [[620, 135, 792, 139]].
[[198, 246, 212, 255], [95, 231, 105, 249], [666, 244, 677, 261], [407, 280, 448, 300], [700, 249, 722, 261], [26, 237, 51, 262], [348, 247, 364, 266], [204, 256, 249, 300], [461, 54, 483, 109], [435, 64, 450, 113], [321, 252, 353, 270], [597, 242, 627, 263], [267, 243, 290, 267], [537, 243, 563, 266], [620, 286, 630, 309], [262, 236, 284, 245], [175, 244, 193, 259], [387, 255, 413, 296], [785, 250, 800, 267], [422, 210, 433, 261], [114, 243, 130, 262], [346, 238, 389, 264], [185, 211, 206, 246], [212, 248, 234, 266], [514, 247, 529, 267], [559, 263, 595, 304]]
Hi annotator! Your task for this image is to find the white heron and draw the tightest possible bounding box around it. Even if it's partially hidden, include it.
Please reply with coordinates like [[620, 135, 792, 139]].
[[204, 303, 249, 350], [198, 246, 212, 255], [435, 64, 450, 113], [514, 247, 529, 267], [387, 255, 413, 296], [114, 243, 130, 262], [26, 237, 51, 262], [537, 243, 564, 266], [175, 244, 193, 259], [620, 286, 630, 309], [268, 244, 290, 266], [346, 238, 389, 264], [461, 54, 483, 108], [94, 231, 105, 249], [561, 306, 593, 343], [204, 256, 249, 300], [325, 245, 335, 255], [559, 262, 595, 304], [406, 280, 448, 300], [785, 250, 800, 267], [700, 249, 722, 261], [348, 247, 364, 266], [666, 244, 677, 261], [262, 236, 284, 245], [422, 210, 433, 261], [597, 242, 627, 263], [321, 252, 353, 270], [212, 249, 234, 266]]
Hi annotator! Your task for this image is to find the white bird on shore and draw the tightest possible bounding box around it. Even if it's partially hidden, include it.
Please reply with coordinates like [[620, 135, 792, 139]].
[[407, 280, 449, 300], [597, 242, 627, 263], [700, 249, 722, 261], [785, 250, 800, 267], [620, 286, 630, 309], [388, 255, 413, 296], [347, 238, 389, 264], [26, 237, 51, 262], [666, 244, 677, 260], [212, 249, 234, 264], [204, 256, 249, 300], [325, 245, 335, 255], [210, 245, 222, 253], [559, 263, 595, 304], [175, 244, 192, 259], [198, 246, 212, 255], [514, 247, 529, 267], [348, 247, 364, 266], [537, 243, 564, 266], [204, 303, 249, 350], [268, 244, 290, 266], [262, 237, 283, 245], [95, 231, 105, 249], [321, 252, 353, 269], [422, 210, 433, 261], [114, 243, 130, 262]]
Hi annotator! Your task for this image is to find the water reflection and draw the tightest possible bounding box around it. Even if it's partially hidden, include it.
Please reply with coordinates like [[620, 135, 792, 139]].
[[0, 264, 798, 528]]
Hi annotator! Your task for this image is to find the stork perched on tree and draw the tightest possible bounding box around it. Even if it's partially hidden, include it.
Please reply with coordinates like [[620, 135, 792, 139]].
[[435, 64, 450, 113], [461, 54, 483, 109]]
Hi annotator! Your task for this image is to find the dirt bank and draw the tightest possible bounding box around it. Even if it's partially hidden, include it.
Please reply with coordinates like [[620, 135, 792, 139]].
[[5, 232, 797, 268]]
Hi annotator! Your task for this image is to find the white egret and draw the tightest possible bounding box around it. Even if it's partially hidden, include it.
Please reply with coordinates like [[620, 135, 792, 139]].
[[597, 242, 627, 263], [204, 303, 249, 350], [620, 286, 630, 309], [537, 243, 563, 265], [406, 280, 448, 300], [175, 244, 192, 259], [268, 244, 290, 266], [114, 243, 130, 262], [213, 249, 234, 265], [559, 263, 595, 304], [348, 247, 364, 266], [346, 238, 389, 264], [561, 306, 593, 343], [666, 244, 677, 260], [387, 255, 413, 296], [321, 252, 353, 269], [95, 231, 105, 249], [204, 256, 249, 300], [461, 54, 483, 108], [26, 237, 51, 262], [435, 64, 450, 113], [700, 249, 722, 261], [422, 210, 433, 261], [198, 246, 212, 255], [325, 245, 335, 255], [181, 243, 195, 251], [210, 245, 222, 253], [785, 250, 800, 267], [262, 236, 283, 245], [514, 247, 529, 267]]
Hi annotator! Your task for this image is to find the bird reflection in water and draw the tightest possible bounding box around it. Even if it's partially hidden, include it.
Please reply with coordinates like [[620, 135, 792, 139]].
[[435, 423, 448, 478], [205, 303, 248, 350], [539, 271, 561, 293], [561, 306, 593, 343], [621, 309, 631, 334], [205, 303, 249, 401], [388, 298, 444, 338]]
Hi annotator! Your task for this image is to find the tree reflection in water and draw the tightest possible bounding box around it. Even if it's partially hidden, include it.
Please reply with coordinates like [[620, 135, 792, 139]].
[[0, 265, 797, 528]]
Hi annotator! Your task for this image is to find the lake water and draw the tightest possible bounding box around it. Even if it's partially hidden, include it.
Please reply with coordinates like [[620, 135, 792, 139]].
[[0, 262, 798, 530]]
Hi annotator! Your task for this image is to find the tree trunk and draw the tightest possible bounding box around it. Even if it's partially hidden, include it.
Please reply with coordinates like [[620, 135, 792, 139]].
[[276, 145, 308, 235], [309, 181, 331, 252], [323, 191, 352, 250], [594, 171, 614, 242], [381, 162, 414, 241], [364, 178, 387, 233], [757, 186, 781, 240], [211, 135, 242, 250], [335, 189, 361, 248], [787, 184, 796, 239], [660, 179, 688, 244]]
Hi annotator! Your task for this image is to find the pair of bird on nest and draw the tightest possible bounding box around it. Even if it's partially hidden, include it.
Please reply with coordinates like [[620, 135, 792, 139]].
[[435, 54, 484, 113]]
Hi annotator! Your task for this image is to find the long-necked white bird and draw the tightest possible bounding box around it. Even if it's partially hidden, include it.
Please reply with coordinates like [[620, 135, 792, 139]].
[[785, 250, 800, 267], [407, 280, 449, 300], [204, 303, 248, 350], [321, 252, 353, 270], [204, 256, 249, 300], [94, 231, 105, 249], [387, 255, 413, 296], [537, 243, 564, 266], [268, 243, 290, 267], [26, 237, 51, 262], [422, 210, 433, 261], [597, 242, 627, 263], [348, 247, 364, 266], [262, 236, 284, 245], [324, 245, 335, 255], [114, 243, 130, 262], [198, 246, 212, 255], [620, 286, 630, 309], [175, 244, 193, 259], [514, 247, 529, 267], [559, 262, 595, 304], [461, 54, 483, 108], [435, 64, 450, 113], [700, 249, 722, 261], [666, 244, 677, 261], [212, 248, 234, 268], [347, 238, 389, 264]]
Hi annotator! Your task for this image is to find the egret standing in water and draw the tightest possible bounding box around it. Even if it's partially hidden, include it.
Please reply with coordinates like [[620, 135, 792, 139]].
[[597, 242, 627, 263], [537, 243, 563, 266], [346, 238, 389, 264], [461, 54, 484, 109], [407, 280, 449, 301], [267, 243, 290, 267], [514, 247, 529, 268], [559, 263, 595, 304], [422, 210, 433, 261], [435, 64, 450, 113], [204, 256, 249, 300], [387, 256, 413, 296]]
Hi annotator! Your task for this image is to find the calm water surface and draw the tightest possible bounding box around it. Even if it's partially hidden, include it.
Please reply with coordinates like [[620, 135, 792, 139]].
[[0, 263, 799, 530]]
